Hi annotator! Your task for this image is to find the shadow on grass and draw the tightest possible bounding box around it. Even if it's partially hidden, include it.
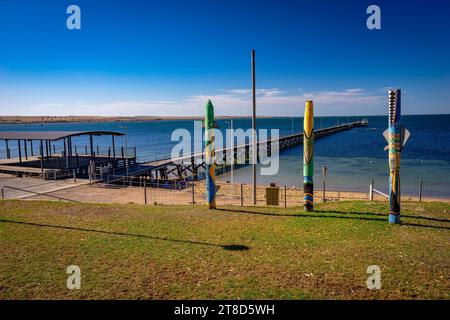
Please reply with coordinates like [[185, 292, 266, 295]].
[[216, 208, 450, 230], [0, 219, 250, 251], [317, 210, 450, 223]]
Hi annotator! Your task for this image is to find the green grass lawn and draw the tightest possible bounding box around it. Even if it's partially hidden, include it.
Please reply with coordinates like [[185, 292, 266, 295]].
[[0, 199, 449, 299]]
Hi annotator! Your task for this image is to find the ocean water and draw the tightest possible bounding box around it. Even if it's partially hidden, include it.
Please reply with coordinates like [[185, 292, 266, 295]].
[[0, 115, 449, 198]]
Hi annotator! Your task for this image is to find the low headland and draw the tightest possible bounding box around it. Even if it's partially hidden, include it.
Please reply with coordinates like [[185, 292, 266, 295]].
[[0, 115, 275, 125]]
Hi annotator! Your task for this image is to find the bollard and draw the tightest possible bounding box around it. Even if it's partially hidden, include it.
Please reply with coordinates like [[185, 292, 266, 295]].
[[73, 169, 76, 183], [240, 184, 244, 206], [1, 187, 4, 200], [144, 178, 147, 205], [191, 182, 195, 205], [370, 178, 374, 201], [419, 180, 423, 202], [322, 180, 326, 203], [284, 185, 287, 208], [322, 166, 327, 203]]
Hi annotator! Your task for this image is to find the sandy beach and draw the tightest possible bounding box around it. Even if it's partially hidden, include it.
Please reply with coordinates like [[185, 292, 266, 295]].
[[13, 178, 448, 206]]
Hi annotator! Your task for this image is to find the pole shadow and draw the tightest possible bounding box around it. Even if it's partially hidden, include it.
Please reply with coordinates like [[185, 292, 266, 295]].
[[316, 210, 450, 223], [215, 208, 450, 231], [0, 219, 250, 251]]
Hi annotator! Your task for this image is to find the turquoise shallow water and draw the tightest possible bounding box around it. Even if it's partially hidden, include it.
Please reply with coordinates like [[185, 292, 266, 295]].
[[218, 156, 450, 199], [0, 115, 449, 198]]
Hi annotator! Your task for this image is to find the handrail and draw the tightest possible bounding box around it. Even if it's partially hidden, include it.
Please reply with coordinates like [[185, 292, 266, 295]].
[[373, 188, 389, 198], [1, 185, 79, 203], [139, 121, 367, 165]]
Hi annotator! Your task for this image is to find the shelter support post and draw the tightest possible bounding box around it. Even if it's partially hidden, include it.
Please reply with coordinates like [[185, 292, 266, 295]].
[[17, 140, 22, 163], [5, 140, 10, 159], [40, 140, 44, 178], [89, 135, 94, 159], [112, 135, 116, 159], [24, 139, 28, 160]]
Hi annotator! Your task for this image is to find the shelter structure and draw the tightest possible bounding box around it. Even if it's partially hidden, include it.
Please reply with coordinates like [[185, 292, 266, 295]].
[[0, 131, 135, 179]]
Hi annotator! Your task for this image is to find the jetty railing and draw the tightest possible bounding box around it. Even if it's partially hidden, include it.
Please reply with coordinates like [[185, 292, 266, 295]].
[[138, 120, 368, 165]]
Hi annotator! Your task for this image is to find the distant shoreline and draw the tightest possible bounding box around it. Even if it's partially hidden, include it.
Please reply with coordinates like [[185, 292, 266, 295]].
[[0, 115, 360, 125], [0, 115, 241, 125], [0, 114, 446, 125]]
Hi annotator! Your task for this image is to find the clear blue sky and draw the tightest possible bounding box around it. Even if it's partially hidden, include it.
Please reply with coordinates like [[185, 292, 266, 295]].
[[0, 0, 449, 116]]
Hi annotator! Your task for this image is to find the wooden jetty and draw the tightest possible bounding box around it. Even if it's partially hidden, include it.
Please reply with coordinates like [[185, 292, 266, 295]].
[[141, 120, 368, 182]]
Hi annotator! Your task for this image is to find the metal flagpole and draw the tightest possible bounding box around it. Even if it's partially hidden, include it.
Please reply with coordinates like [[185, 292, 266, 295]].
[[231, 119, 234, 185], [226, 119, 234, 185], [252, 49, 257, 205]]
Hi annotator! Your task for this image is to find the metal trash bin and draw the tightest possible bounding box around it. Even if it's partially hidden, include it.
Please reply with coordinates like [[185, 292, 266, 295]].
[[266, 183, 279, 205]]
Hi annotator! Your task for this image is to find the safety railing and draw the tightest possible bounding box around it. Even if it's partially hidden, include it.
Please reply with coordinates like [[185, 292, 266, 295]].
[[98, 179, 446, 207], [1, 185, 79, 203]]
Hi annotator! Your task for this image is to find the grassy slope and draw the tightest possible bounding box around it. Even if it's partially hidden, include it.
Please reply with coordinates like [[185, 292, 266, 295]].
[[0, 200, 449, 300]]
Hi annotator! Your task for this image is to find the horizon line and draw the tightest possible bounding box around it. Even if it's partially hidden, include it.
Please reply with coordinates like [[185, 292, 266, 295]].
[[1, 113, 449, 119]]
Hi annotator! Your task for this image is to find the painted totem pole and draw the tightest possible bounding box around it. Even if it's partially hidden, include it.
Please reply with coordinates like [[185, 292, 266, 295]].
[[205, 100, 217, 209], [303, 100, 314, 212], [383, 89, 410, 224]]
